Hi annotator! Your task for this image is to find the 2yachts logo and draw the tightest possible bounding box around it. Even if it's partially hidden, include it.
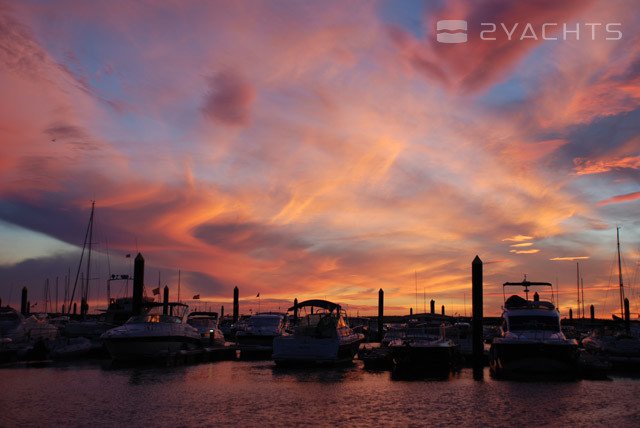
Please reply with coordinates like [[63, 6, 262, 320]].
[[436, 20, 468, 43], [436, 20, 622, 43]]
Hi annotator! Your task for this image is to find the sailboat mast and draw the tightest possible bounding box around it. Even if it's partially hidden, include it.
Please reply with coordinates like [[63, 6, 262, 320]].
[[576, 263, 581, 319], [617, 227, 625, 319], [84, 201, 95, 309]]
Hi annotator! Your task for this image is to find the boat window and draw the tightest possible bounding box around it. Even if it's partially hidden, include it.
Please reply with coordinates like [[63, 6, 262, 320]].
[[127, 315, 182, 324], [187, 318, 212, 328], [507, 315, 559, 332]]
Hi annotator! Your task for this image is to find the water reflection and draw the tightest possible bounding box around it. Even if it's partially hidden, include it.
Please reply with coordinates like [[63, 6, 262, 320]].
[[271, 361, 364, 383]]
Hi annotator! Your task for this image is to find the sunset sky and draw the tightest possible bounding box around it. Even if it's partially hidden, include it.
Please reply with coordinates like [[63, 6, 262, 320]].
[[1, 0, 639, 318]]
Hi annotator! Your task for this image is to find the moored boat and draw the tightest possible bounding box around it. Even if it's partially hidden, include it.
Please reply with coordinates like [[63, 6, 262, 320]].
[[100, 303, 201, 361], [236, 312, 286, 356], [489, 279, 579, 378], [389, 323, 458, 371], [186, 311, 226, 347], [272, 299, 363, 365]]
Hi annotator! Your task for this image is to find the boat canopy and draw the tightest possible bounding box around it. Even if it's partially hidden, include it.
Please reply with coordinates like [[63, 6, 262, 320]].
[[505, 295, 555, 310], [188, 311, 219, 318], [287, 299, 340, 312]]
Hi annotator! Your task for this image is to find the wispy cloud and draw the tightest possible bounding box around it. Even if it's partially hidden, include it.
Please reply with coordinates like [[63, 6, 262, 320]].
[[597, 191, 640, 206]]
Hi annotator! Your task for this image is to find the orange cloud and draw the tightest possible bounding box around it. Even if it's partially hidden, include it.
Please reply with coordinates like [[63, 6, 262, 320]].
[[574, 156, 640, 175], [509, 249, 540, 254], [549, 256, 590, 261], [503, 235, 534, 242]]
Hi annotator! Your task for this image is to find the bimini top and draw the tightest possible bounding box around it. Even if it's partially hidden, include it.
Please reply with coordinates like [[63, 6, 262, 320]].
[[505, 295, 555, 310], [188, 311, 219, 318], [287, 299, 340, 312]]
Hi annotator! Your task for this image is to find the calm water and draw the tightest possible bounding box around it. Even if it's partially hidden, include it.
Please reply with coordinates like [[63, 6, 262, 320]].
[[2, 361, 640, 427]]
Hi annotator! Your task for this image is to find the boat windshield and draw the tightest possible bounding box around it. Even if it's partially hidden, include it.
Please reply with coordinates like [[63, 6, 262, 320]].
[[508, 315, 559, 332], [187, 318, 213, 328], [127, 315, 182, 324]]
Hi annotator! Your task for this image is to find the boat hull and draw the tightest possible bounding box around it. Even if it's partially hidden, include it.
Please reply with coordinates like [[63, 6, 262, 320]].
[[391, 343, 458, 370], [103, 335, 202, 361], [489, 340, 578, 377], [272, 335, 363, 365]]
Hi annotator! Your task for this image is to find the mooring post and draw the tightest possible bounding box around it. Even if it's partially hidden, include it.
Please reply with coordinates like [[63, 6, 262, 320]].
[[569, 308, 573, 320], [430, 299, 435, 314], [81, 298, 87, 318], [233, 286, 239, 323], [73, 302, 77, 315], [293, 298, 298, 324], [21, 287, 28, 315], [163, 285, 169, 315], [378, 289, 384, 342], [220, 305, 224, 323], [132, 253, 145, 316], [410, 307, 413, 316], [472, 255, 483, 378], [625, 298, 630, 333], [590, 305, 595, 321], [441, 305, 445, 316]]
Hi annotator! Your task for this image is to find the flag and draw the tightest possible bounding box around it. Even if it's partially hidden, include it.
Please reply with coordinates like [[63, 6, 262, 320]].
[[193, 294, 200, 299], [152, 287, 160, 295], [256, 293, 260, 298], [125, 254, 131, 258]]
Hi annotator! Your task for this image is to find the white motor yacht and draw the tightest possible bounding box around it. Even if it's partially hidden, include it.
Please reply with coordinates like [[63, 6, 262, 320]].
[[236, 312, 287, 352], [272, 299, 363, 365], [489, 279, 578, 378], [101, 303, 201, 361], [389, 323, 458, 371], [186, 311, 226, 347]]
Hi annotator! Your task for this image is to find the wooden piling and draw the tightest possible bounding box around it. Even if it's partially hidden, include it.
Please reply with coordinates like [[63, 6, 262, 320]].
[[590, 305, 595, 320], [441, 305, 445, 316], [430, 299, 435, 314], [569, 308, 573, 320], [163, 285, 169, 315], [220, 305, 224, 321], [472, 255, 483, 374], [132, 253, 145, 316], [624, 298, 630, 333], [21, 287, 28, 315], [293, 298, 298, 324], [233, 286, 239, 323], [378, 289, 384, 342]]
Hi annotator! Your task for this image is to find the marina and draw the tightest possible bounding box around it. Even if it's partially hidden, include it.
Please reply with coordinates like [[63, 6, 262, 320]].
[[2, 1, 640, 425]]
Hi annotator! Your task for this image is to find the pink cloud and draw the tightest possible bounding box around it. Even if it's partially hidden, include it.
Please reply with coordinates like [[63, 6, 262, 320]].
[[597, 191, 640, 205]]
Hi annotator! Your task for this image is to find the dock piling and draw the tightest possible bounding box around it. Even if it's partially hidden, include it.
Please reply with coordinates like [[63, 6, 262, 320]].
[[624, 298, 630, 333], [163, 285, 169, 315], [132, 253, 145, 316], [21, 287, 28, 315], [472, 255, 483, 379], [233, 286, 239, 323], [378, 289, 384, 342]]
